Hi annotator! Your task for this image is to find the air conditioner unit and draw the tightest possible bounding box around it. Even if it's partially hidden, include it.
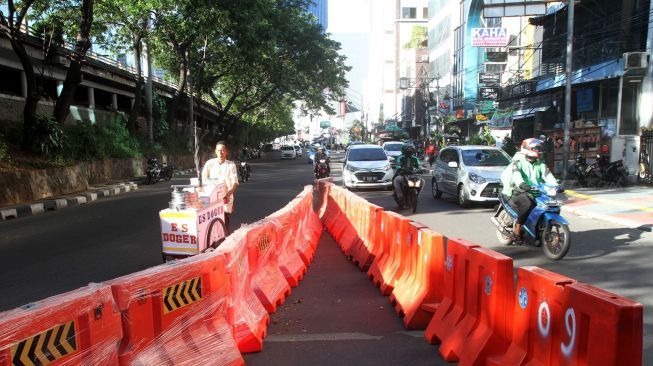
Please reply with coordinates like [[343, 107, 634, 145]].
[[623, 52, 647, 70]]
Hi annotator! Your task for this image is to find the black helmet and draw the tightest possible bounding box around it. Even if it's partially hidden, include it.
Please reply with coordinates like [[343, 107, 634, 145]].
[[147, 158, 158, 165], [402, 143, 416, 156]]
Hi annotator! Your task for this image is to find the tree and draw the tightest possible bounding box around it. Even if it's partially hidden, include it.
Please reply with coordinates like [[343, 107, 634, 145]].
[[49, 0, 96, 125], [0, 0, 40, 151]]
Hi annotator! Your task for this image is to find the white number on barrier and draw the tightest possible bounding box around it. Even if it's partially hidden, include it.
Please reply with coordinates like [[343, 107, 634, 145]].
[[537, 301, 551, 337], [560, 308, 576, 357]]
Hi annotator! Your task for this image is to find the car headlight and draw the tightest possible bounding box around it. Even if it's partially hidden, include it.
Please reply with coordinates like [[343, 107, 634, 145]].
[[382, 164, 391, 171], [346, 165, 359, 172], [468, 172, 486, 184]]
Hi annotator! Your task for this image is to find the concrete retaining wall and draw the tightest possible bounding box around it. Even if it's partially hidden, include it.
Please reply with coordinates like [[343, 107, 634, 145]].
[[0, 154, 204, 207]]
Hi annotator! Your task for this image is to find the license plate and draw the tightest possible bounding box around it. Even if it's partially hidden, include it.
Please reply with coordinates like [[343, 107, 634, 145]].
[[364, 177, 377, 182]]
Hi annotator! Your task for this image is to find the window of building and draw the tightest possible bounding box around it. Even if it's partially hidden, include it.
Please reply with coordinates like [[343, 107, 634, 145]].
[[402, 7, 416, 19], [423, 7, 428, 19]]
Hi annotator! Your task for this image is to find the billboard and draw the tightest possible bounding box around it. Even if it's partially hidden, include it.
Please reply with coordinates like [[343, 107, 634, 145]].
[[479, 87, 501, 101], [471, 28, 509, 47]]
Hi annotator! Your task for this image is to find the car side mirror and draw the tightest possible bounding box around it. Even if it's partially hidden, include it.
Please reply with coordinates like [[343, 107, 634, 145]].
[[448, 161, 458, 168]]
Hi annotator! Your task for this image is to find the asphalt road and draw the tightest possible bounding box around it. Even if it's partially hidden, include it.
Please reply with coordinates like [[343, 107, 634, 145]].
[[1, 151, 651, 364]]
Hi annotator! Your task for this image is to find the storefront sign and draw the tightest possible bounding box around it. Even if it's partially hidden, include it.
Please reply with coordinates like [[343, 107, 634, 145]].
[[479, 87, 501, 101], [471, 28, 509, 47], [320, 121, 331, 129], [576, 88, 594, 112], [479, 73, 501, 86], [488, 109, 513, 129]]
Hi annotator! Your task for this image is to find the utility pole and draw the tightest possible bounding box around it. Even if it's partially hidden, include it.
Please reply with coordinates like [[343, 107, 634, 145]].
[[562, 0, 575, 180]]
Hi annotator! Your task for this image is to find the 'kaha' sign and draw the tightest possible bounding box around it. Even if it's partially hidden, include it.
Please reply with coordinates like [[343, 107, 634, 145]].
[[471, 28, 509, 47]]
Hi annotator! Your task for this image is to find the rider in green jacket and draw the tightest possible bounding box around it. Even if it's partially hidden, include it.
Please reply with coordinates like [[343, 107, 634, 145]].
[[501, 138, 558, 242], [393, 143, 420, 206]]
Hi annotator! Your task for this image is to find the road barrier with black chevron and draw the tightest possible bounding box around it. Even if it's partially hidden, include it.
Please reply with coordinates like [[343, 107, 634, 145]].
[[0, 179, 643, 365], [0, 185, 322, 365], [318, 179, 644, 365]]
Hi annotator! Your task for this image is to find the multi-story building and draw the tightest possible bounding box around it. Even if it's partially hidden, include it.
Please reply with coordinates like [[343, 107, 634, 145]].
[[308, 0, 329, 31]]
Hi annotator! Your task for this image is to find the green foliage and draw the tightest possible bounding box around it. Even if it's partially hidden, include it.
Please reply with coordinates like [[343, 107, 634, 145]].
[[467, 135, 484, 145], [31, 114, 66, 157], [481, 126, 496, 146], [0, 134, 11, 163], [62, 114, 142, 161], [502, 134, 518, 156], [404, 26, 428, 49]]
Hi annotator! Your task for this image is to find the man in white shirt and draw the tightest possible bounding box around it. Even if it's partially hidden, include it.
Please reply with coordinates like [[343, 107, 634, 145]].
[[201, 141, 239, 233]]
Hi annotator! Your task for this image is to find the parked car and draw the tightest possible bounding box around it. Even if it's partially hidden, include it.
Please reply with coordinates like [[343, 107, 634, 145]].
[[294, 145, 303, 157], [281, 145, 297, 159], [382, 141, 404, 162], [341, 144, 393, 190], [431, 146, 510, 207]]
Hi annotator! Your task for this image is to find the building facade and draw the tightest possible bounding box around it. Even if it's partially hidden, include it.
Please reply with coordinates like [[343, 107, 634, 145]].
[[308, 0, 329, 31]]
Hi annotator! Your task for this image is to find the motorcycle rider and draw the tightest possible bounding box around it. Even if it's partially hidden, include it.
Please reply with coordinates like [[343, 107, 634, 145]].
[[313, 146, 330, 176], [393, 143, 420, 207], [501, 138, 558, 243]]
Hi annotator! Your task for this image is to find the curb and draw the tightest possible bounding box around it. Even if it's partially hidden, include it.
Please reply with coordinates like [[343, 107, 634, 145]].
[[561, 205, 653, 232], [0, 182, 138, 222]]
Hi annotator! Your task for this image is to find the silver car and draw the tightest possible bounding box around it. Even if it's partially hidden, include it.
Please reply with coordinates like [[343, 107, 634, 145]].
[[341, 144, 394, 190], [431, 146, 511, 207]]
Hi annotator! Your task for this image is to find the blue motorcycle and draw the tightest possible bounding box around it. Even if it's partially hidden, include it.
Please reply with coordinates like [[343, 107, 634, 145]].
[[491, 184, 571, 260]]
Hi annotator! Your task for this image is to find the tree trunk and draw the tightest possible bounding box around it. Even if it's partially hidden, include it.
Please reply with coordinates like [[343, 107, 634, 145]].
[[52, 0, 94, 124], [168, 58, 187, 134], [10, 39, 40, 152], [128, 35, 143, 133]]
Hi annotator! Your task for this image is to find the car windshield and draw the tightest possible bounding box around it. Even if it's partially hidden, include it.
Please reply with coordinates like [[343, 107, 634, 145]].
[[461, 149, 510, 166], [384, 144, 403, 151], [348, 148, 387, 161], [282, 146, 294, 151]]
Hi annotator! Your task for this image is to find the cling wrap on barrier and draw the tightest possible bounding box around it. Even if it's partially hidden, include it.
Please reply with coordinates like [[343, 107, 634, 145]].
[[216, 227, 269, 354], [107, 251, 243, 366], [0, 283, 122, 366]]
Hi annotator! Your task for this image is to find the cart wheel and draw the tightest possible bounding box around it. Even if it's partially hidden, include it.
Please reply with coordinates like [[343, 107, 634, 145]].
[[206, 218, 227, 249]]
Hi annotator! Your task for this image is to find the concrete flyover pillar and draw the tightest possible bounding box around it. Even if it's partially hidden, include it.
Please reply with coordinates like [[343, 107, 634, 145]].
[[56, 81, 64, 97], [111, 93, 118, 111], [87, 87, 95, 109]]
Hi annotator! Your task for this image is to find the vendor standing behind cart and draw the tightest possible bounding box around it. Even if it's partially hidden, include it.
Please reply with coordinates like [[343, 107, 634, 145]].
[[201, 141, 239, 234]]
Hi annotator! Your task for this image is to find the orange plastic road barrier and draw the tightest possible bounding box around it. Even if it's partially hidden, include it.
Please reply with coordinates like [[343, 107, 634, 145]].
[[294, 189, 322, 266], [337, 194, 362, 256], [329, 187, 351, 245], [320, 186, 341, 234], [269, 202, 307, 288], [425, 238, 480, 345], [348, 199, 375, 269], [389, 221, 425, 307], [378, 215, 412, 296], [216, 228, 269, 353], [246, 220, 292, 313], [356, 204, 384, 271], [558, 282, 643, 365], [316, 178, 333, 218], [487, 266, 576, 366], [107, 253, 243, 366], [400, 227, 445, 330], [0, 284, 122, 366], [367, 211, 400, 288], [437, 247, 514, 364]]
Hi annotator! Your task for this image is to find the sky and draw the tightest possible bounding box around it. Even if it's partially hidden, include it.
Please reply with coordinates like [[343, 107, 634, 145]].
[[327, 0, 373, 114]]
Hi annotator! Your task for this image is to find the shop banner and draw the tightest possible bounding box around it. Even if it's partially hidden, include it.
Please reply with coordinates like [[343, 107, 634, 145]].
[[488, 109, 513, 129], [471, 28, 509, 47]]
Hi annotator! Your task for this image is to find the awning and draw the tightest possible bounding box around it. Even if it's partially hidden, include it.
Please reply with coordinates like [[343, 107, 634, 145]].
[[512, 106, 549, 120]]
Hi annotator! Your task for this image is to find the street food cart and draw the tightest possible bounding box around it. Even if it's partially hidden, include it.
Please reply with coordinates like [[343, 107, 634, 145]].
[[159, 183, 227, 262]]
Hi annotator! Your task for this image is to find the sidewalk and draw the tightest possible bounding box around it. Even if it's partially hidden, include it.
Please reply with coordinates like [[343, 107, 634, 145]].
[[0, 168, 195, 221], [560, 185, 653, 232]]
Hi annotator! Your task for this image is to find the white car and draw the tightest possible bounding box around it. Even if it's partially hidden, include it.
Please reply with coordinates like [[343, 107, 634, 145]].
[[382, 141, 404, 162], [294, 145, 303, 157], [281, 145, 297, 159], [341, 144, 393, 190], [431, 146, 511, 207]]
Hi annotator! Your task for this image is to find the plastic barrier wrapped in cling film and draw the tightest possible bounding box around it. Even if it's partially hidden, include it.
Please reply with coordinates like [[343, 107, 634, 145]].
[[106, 250, 243, 366], [0, 283, 123, 366], [215, 227, 269, 353]]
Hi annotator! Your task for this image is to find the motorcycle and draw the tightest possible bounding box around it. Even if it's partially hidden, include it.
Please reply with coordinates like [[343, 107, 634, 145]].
[[315, 158, 330, 179], [639, 148, 650, 182], [393, 169, 425, 213], [238, 161, 251, 182], [145, 158, 174, 185], [491, 184, 571, 260], [595, 154, 628, 187], [569, 155, 592, 187]]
